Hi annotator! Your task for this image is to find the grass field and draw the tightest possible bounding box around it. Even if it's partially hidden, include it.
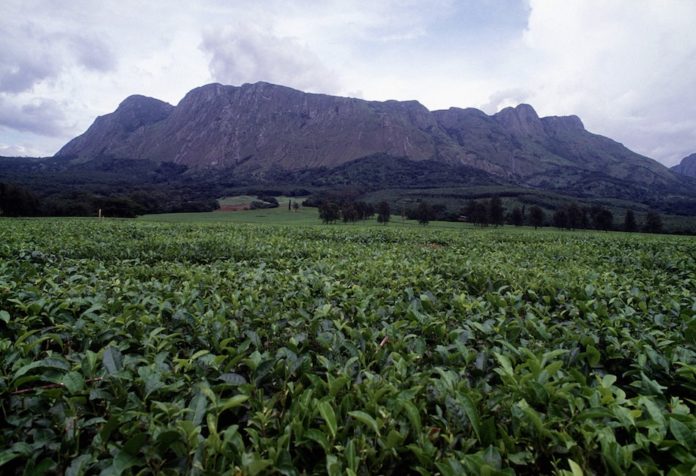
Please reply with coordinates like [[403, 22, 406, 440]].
[[139, 196, 465, 229], [139, 196, 322, 225], [139, 195, 696, 234], [1, 217, 695, 474]]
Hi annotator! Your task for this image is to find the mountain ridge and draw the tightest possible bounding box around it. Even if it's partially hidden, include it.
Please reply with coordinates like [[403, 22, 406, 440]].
[[55, 81, 692, 201]]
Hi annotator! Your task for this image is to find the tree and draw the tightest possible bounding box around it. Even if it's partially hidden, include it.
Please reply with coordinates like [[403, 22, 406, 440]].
[[415, 201, 434, 225], [292, 202, 300, 212], [318, 201, 340, 223], [376, 201, 391, 225], [510, 207, 524, 226], [591, 206, 613, 231], [432, 203, 448, 221], [488, 196, 504, 226], [354, 201, 374, 220], [341, 203, 359, 223], [466, 200, 488, 226], [288, 200, 292, 211], [553, 209, 568, 229], [580, 207, 591, 229], [566, 203, 582, 230], [623, 210, 637, 232], [529, 206, 545, 229], [644, 210, 663, 233]]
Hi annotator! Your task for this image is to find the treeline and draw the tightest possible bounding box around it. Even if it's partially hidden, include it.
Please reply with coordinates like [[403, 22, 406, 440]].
[[404, 202, 448, 224], [0, 183, 40, 216], [317, 200, 375, 223], [0, 182, 218, 218], [316, 199, 394, 224], [464, 198, 664, 233], [310, 195, 666, 233]]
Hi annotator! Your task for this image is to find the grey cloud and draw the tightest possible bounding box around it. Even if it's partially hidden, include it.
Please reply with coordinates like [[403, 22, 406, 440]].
[[609, 123, 696, 168], [0, 24, 61, 93], [0, 22, 117, 94], [67, 34, 117, 72], [200, 26, 341, 93], [0, 97, 70, 137], [0, 60, 58, 94]]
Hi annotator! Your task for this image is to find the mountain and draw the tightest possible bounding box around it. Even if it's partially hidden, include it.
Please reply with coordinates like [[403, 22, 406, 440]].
[[58, 82, 460, 171], [54, 81, 693, 202], [671, 153, 696, 178]]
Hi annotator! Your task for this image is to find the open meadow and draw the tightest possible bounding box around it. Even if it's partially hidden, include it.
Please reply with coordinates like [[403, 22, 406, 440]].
[[1, 215, 695, 475]]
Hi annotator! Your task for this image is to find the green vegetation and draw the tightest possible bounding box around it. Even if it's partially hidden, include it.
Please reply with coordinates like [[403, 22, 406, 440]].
[[1, 218, 695, 474]]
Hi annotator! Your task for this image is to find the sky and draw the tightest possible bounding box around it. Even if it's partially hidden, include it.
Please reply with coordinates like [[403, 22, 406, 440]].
[[1, 0, 695, 166]]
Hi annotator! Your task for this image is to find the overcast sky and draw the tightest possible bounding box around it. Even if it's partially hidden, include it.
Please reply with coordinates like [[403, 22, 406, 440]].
[[1, 0, 695, 166]]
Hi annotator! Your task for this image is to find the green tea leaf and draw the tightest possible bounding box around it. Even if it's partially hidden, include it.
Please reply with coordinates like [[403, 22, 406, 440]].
[[62, 371, 85, 394], [218, 394, 249, 413], [304, 429, 330, 451], [669, 418, 693, 446], [318, 400, 338, 439], [400, 399, 422, 434], [0, 450, 19, 468], [568, 458, 584, 476], [102, 347, 123, 375], [348, 410, 380, 435], [219, 372, 247, 386], [65, 454, 92, 476], [189, 392, 208, 426], [639, 396, 666, 429], [459, 394, 481, 441]]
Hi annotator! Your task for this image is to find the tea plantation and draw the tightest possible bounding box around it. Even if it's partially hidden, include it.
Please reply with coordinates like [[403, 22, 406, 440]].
[[1, 219, 694, 475]]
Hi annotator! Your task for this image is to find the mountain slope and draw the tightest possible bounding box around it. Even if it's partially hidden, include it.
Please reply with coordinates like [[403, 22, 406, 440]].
[[55, 81, 693, 200]]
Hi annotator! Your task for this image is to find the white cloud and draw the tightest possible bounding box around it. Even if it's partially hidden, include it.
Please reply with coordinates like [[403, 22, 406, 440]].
[[481, 88, 531, 115], [0, 143, 45, 157], [200, 25, 341, 94]]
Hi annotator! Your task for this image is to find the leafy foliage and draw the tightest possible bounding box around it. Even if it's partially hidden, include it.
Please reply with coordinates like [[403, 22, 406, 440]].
[[0, 219, 694, 474]]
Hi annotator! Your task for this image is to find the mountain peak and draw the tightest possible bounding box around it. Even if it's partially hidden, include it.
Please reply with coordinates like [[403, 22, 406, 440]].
[[55, 94, 173, 158], [671, 153, 696, 177], [542, 114, 585, 133], [494, 103, 543, 135], [118, 94, 170, 108], [515, 103, 539, 117], [109, 95, 173, 132]]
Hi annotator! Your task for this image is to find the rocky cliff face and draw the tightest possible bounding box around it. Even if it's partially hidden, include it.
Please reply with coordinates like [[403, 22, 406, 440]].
[[56, 81, 685, 195], [671, 153, 696, 178], [59, 82, 461, 171]]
